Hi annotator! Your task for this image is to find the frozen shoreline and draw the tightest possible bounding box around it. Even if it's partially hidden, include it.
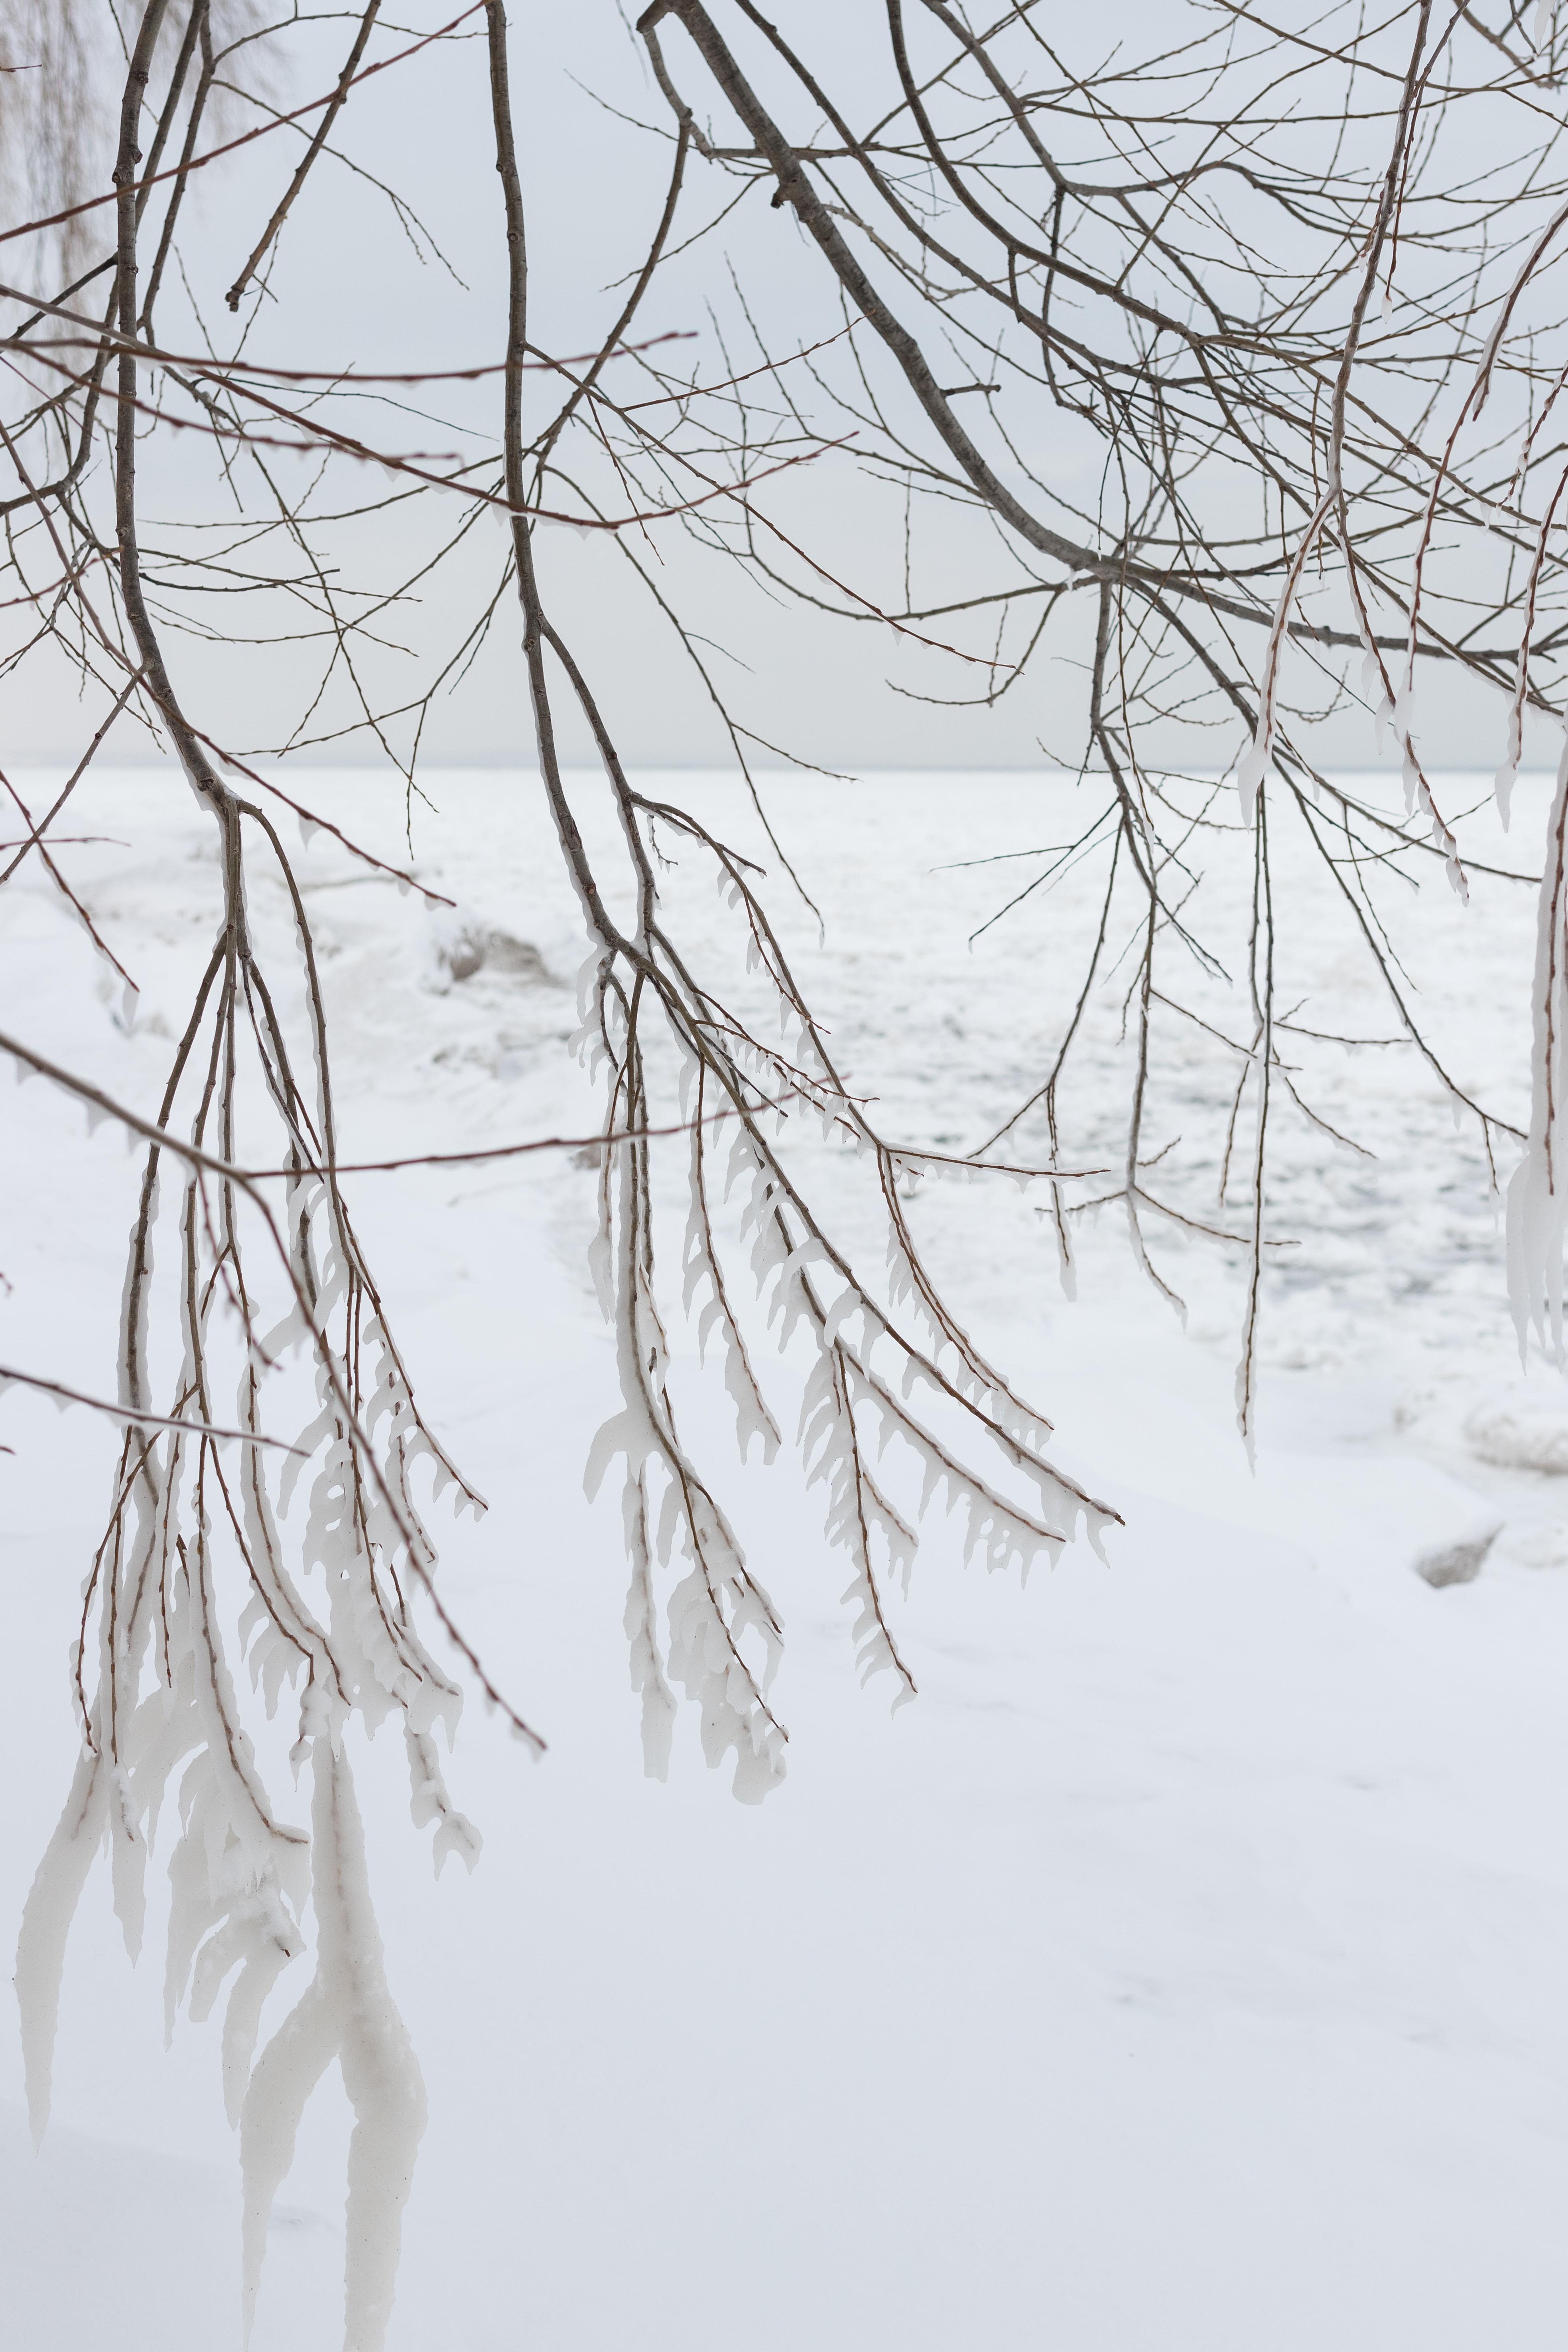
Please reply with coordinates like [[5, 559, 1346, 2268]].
[[1, 767, 1564, 2350]]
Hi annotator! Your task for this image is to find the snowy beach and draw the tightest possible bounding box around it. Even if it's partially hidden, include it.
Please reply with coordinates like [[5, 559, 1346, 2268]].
[[2, 765, 1564, 2350]]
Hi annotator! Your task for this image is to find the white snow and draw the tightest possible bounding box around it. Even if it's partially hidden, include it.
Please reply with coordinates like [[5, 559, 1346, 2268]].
[[1, 766, 1565, 2349]]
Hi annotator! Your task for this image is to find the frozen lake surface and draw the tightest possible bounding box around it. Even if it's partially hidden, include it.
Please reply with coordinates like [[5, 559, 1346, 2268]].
[[1, 766, 1564, 2349]]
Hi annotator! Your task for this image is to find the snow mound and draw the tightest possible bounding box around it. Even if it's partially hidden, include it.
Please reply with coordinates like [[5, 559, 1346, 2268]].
[[435, 922, 559, 987], [1462, 1393, 1568, 1474], [1499, 1520, 1568, 1569]]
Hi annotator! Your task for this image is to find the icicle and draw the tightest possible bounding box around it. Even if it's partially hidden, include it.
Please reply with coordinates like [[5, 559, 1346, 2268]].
[[108, 1764, 149, 1960], [1495, 757, 1519, 831], [1400, 743, 1420, 817], [242, 1740, 427, 2352], [15, 1749, 108, 2147], [622, 1471, 676, 1779], [404, 1727, 482, 1875], [664, 1527, 788, 1806], [583, 1404, 652, 1500], [220, 1934, 297, 2129]]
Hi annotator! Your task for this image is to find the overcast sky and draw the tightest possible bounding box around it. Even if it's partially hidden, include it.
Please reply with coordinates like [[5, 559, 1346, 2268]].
[[2, 3, 1549, 779]]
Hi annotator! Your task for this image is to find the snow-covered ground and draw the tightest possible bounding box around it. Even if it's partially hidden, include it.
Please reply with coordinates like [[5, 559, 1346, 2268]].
[[2, 767, 1564, 2350]]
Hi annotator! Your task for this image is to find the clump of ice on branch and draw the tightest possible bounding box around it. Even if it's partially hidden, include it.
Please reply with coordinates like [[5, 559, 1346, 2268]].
[[242, 1737, 427, 2352], [1508, 740, 1568, 1362]]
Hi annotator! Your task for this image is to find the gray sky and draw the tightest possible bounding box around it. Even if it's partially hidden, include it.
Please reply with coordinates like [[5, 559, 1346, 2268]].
[[2, 3, 1550, 780]]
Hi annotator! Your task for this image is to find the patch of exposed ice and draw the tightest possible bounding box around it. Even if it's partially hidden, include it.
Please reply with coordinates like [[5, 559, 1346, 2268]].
[[1410, 1525, 1501, 1588]]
